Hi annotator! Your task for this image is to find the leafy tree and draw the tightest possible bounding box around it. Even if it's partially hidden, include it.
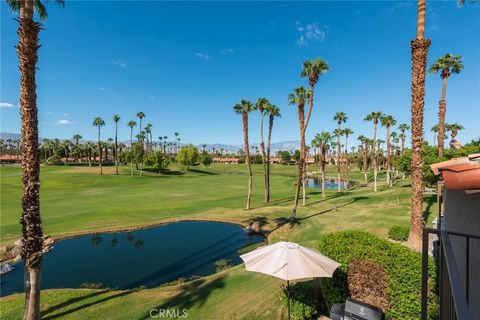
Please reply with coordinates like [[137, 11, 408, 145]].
[[145, 151, 170, 173], [429, 53, 464, 157], [200, 151, 213, 166], [278, 150, 292, 164], [176, 144, 200, 170]]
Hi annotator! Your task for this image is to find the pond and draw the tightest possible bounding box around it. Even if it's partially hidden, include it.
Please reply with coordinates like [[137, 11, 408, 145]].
[[0, 221, 264, 297], [305, 177, 351, 189]]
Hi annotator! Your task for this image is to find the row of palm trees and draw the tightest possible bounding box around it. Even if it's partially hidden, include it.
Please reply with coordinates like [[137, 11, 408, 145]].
[[233, 99, 281, 209]]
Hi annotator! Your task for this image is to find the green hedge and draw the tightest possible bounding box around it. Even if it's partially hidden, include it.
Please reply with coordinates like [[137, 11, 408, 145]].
[[318, 231, 438, 320], [388, 225, 410, 241]]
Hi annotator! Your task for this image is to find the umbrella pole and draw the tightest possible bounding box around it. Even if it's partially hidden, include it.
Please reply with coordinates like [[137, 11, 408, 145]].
[[287, 280, 290, 320]]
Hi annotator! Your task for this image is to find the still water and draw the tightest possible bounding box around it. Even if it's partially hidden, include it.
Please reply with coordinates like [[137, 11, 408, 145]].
[[0, 221, 263, 296], [305, 177, 351, 189]]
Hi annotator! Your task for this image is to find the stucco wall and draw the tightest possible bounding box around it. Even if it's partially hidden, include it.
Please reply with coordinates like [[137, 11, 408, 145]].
[[443, 189, 480, 318]]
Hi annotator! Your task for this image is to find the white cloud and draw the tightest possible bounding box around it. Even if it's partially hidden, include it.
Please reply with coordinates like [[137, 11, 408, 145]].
[[220, 48, 235, 55], [0, 102, 15, 109], [56, 119, 74, 125], [195, 53, 210, 60], [111, 58, 127, 68], [295, 22, 327, 47], [63, 113, 69, 117], [47, 111, 53, 115]]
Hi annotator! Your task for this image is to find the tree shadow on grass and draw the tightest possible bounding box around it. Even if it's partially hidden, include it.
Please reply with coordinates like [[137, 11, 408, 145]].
[[188, 168, 218, 175], [300, 196, 370, 221], [42, 290, 135, 320], [139, 277, 226, 320]]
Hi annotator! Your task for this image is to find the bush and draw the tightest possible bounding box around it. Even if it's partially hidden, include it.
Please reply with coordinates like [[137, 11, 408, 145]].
[[280, 281, 319, 320], [45, 155, 64, 166], [388, 225, 409, 241], [318, 231, 438, 320]]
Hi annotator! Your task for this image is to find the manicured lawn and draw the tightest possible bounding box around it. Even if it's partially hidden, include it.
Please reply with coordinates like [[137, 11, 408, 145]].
[[0, 163, 436, 319]]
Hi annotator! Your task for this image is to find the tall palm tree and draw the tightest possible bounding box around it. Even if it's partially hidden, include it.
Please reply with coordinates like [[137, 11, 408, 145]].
[[113, 115, 121, 175], [93, 117, 105, 175], [315, 131, 332, 198], [429, 53, 464, 158], [357, 135, 368, 183], [364, 112, 383, 192], [398, 123, 410, 155], [234, 100, 255, 210], [289, 87, 310, 219], [300, 59, 329, 204], [333, 112, 347, 192], [265, 104, 280, 203], [201, 144, 207, 153], [6, 1, 64, 317], [255, 97, 270, 204], [127, 120, 136, 177], [174, 132, 179, 154], [145, 124, 152, 152], [342, 127, 353, 188], [381, 115, 397, 187], [408, 0, 432, 251]]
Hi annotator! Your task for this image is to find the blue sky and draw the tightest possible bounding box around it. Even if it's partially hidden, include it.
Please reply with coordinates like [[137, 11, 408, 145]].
[[1, 1, 479, 147]]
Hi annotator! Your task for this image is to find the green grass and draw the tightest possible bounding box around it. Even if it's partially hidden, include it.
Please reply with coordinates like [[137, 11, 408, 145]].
[[0, 163, 437, 319]]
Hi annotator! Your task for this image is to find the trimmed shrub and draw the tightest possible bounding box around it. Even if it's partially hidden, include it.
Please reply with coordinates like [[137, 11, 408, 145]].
[[280, 281, 319, 320], [348, 259, 388, 310], [318, 231, 438, 320], [388, 225, 409, 241]]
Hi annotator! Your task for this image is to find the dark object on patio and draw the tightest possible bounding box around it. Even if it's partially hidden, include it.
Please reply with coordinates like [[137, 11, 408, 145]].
[[330, 298, 383, 320], [329, 302, 345, 320]]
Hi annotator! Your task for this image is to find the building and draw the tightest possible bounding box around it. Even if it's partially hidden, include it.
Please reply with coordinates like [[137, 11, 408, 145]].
[[422, 154, 480, 319]]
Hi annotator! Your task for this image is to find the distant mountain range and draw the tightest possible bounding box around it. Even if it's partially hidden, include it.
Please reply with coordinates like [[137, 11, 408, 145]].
[[0, 132, 300, 153]]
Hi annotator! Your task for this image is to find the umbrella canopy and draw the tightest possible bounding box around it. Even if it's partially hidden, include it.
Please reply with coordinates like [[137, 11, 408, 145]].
[[240, 241, 340, 281]]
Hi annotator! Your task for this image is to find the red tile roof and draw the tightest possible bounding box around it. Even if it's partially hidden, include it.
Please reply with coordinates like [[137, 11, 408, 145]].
[[430, 154, 480, 190]]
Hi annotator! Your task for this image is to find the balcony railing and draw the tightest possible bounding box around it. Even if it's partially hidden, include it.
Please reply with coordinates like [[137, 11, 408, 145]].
[[421, 227, 479, 320]]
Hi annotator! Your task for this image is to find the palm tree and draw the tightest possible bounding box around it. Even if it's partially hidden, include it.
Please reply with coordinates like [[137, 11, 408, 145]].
[[127, 120, 136, 177], [72, 134, 82, 162], [407, 0, 432, 250], [6, 1, 64, 317], [201, 144, 207, 153], [93, 117, 105, 174], [234, 100, 255, 210], [300, 59, 329, 205], [429, 54, 464, 158], [289, 87, 310, 219], [342, 127, 353, 188], [113, 115, 121, 175], [446, 122, 465, 141], [381, 115, 396, 186], [357, 135, 369, 183], [364, 112, 383, 192], [398, 123, 410, 154], [315, 131, 332, 198], [145, 124, 152, 152], [255, 97, 270, 204], [265, 105, 281, 203], [163, 136, 168, 154], [174, 132, 179, 154], [333, 112, 347, 192]]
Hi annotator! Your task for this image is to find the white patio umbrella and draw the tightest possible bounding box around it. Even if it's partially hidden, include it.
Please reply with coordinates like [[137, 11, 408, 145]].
[[240, 241, 340, 319]]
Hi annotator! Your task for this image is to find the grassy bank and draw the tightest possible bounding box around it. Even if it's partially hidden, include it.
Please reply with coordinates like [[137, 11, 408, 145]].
[[0, 164, 436, 319]]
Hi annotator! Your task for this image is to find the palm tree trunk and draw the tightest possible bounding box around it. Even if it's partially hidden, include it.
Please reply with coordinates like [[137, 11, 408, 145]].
[[266, 114, 274, 203], [242, 112, 252, 210], [130, 129, 134, 177], [373, 124, 378, 192], [259, 111, 268, 203], [321, 146, 326, 198], [17, 2, 44, 318], [302, 160, 306, 206], [337, 125, 341, 193], [291, 106, 305, 220], [115, 123, 119, 175], [386, 126, 391, 186], [437, 77, 447, 158], [407, 0, 431, 251], [362, 145, 367, 183], [97, 127, 102, 175], [344, 135, 349, 189]]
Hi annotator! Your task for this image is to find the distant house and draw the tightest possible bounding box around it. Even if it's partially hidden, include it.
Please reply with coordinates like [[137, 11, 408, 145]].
[[422, 154, 480, 319], [0, 154, 20, 164], [212, 157, 240, 164]]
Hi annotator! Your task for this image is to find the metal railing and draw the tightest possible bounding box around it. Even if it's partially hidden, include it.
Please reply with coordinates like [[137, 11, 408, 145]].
[[421, 227, 479, 320]]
